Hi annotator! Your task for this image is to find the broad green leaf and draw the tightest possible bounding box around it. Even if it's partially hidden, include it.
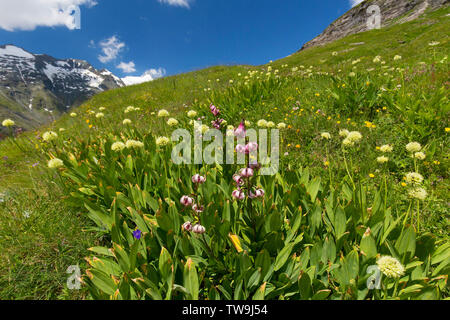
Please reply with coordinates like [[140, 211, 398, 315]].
[[274, 243, 295, 271], [184, 258, 199, 300]]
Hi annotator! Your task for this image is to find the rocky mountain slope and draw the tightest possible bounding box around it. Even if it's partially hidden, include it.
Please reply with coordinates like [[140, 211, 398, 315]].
[[0, 45, 124, 133], [301, 0, 449, 50]]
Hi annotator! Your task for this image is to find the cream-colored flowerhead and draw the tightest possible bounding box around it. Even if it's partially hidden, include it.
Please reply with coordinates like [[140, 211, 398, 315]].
[[339, 129, 349, 138], [167, 118, 179, 127], [257, 119, 268, 128], [342, 138, 355, 147], [2, 119, 15, 127], [408, 187, 428, 200], [380, 144, 393, 153], [199, 124, 209, 134], [414, 152, 426, 160], [405, 172, 424, 185], [42, 131, 58, 142], [377, 156, 389, 164], [48, 158, 64, 169], [187, 110, 197, 118], [124, 106, 136, 113], [158, 109, 170, 117], [376, 256, 405, 278], [347, 131, 362, 142], [126, 140, 144, 149], [266, 121, 275, 128], [156, 136, 170, 146], [406, 142, 421, 153], [111, 142, 126, 152]]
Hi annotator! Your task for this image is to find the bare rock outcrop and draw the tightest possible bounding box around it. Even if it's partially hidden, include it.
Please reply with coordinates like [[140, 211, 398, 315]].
[[300, 0, 449, 51]]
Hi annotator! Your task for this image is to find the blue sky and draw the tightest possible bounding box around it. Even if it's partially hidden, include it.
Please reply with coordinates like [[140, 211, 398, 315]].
[[0, 0, 362, 82]]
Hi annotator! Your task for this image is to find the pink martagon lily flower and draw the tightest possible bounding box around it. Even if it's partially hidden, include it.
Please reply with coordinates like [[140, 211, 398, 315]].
[[209, 104, 220, 117], [234, 120, 246, 138]]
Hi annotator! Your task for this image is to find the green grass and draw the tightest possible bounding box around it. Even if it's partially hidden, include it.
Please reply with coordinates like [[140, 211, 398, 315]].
[[0, 6, 448, 299], [0, 187, 99, 299]]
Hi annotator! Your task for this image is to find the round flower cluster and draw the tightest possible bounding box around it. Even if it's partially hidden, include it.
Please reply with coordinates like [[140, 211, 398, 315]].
[[376, 256, 405, 278], [277, 122, 287, 129], [124, 106, 140, 114], [373, 56, 382, 63], [414, 152, 426, 160], [125, 140, 144, 149], [341, 131, 362, 147], [404, 172, 424, 185], [167, 118, 179, 127], [339, 129, 350, 137], [347, 131, 362, 142], [408, 187, 428, 200], [406, 142, 422, 153], [48, 158, 64, 169], [157, 109, 170, 117], [111, 142, 126, 152], [70, 112, 77, 117], [187, 110, 197, 118], [380, 144, 393, 153], [194, 122, 209, 135], [257, 119, 267, 128], [156, 136, 170, 146], [95, 112, 105, 119], [377, 156, 389, 164], [321, 132, 331, 140], [2, 119, 15, 127], [123, 119, 132, 125], [42, 131, 58, 142]]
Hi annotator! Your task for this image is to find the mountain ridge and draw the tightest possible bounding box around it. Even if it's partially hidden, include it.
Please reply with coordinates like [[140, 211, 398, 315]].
[[0, 44, 124, 133]]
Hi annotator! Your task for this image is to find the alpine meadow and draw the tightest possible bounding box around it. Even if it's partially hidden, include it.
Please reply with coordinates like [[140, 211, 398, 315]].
[[0, 0, 449, 302]]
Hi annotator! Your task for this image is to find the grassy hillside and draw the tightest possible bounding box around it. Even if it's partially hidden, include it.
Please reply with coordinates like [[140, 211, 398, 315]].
[[0, 6, 448, 300]]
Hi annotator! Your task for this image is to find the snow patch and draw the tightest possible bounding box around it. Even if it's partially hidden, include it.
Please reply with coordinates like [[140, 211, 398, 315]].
[[0, 45, 34, 59]]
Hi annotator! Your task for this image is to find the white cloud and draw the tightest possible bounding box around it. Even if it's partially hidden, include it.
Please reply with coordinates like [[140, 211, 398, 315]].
[[98, 36, 125, 63], [0, 0, 97, 31], [122, 68, 166, 86], [350, 0, 364, 7], [116, 61, 136, 73], [158, 0, 192, 8]]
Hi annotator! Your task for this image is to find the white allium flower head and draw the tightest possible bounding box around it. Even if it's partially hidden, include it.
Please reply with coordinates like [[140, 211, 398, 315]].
[[406, 142, 422, 153], [376, 256, 405, 278]]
